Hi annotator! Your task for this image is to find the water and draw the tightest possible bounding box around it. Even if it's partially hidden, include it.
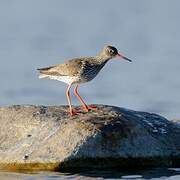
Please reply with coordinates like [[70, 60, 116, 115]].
[[0, 168, 180, 180], [0, 0, 180, 119], [0, 0, 180, 179]]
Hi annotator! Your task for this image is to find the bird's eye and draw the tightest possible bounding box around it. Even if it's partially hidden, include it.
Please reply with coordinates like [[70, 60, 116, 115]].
[[109, 49, 114, 54]]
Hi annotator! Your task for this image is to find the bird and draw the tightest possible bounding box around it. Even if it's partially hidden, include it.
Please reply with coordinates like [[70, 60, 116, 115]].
[[37, 45, 132, 116]]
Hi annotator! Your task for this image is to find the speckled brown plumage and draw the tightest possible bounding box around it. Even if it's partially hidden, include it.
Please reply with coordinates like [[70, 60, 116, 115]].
[[37, 45, 132, 116]]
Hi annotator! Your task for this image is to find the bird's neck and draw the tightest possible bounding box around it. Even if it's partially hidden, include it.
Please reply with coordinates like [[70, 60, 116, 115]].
[[95, 55, 111, 64]]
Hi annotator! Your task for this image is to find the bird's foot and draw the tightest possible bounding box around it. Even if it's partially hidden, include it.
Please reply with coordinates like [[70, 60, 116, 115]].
[[69, 108, 81, 116], [83, 105, 97, 112]]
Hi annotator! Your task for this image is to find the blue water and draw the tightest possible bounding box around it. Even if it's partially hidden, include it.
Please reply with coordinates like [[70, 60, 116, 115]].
[[0, 0, 180, 179], [0, 0, 180, 119], [1, 168, 180, 180]]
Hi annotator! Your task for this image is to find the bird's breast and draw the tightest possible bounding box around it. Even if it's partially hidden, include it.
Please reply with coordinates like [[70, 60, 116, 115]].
[[80, 62, 106, 82]]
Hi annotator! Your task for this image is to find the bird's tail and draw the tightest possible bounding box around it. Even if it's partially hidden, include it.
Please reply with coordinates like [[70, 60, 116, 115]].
[[37, 66, 55, 79], [38, 74, 50, 79]]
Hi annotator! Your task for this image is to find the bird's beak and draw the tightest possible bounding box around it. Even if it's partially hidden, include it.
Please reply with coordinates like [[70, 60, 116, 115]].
[[117, 53, 132, 62]]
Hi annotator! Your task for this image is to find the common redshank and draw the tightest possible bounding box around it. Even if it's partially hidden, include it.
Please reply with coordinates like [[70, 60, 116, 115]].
[[37, 45, 132, 115]]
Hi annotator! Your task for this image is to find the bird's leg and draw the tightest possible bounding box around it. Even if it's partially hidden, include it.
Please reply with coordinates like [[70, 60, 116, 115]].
[[74, 85, 97, 112], [66, 84, 80, 116]]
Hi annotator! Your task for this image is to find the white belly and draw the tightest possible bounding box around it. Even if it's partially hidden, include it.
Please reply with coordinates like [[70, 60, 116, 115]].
[[39, 74, 81, 85]]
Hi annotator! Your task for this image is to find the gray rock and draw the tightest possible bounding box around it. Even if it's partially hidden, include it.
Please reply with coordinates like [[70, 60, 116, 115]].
[[0, 105, 179, 171]]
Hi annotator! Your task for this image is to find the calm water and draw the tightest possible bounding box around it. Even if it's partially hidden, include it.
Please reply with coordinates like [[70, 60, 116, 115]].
[[0, 168, 180, 180], [0, 0, 180, 179]]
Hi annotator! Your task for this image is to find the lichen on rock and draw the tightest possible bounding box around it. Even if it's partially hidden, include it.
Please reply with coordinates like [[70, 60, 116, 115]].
[[0, 105, 179, 171]]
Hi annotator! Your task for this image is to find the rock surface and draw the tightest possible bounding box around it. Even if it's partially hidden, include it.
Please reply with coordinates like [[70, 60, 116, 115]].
[[0, 105, 180, 171]]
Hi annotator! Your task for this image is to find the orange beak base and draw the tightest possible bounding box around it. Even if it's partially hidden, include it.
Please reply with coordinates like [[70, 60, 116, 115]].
[[117, 53, 132, 62]]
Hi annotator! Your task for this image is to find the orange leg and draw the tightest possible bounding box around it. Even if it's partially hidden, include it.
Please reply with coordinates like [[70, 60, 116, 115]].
[[66, 84, 80, 116], [74, 85, 97, 112]]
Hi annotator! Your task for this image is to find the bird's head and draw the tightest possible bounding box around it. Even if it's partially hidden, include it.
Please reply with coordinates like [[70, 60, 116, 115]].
[[99, 45, 132, 62]]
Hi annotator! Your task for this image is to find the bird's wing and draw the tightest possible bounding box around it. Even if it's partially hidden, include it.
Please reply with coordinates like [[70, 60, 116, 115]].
[[37, 58, 85, 77]]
